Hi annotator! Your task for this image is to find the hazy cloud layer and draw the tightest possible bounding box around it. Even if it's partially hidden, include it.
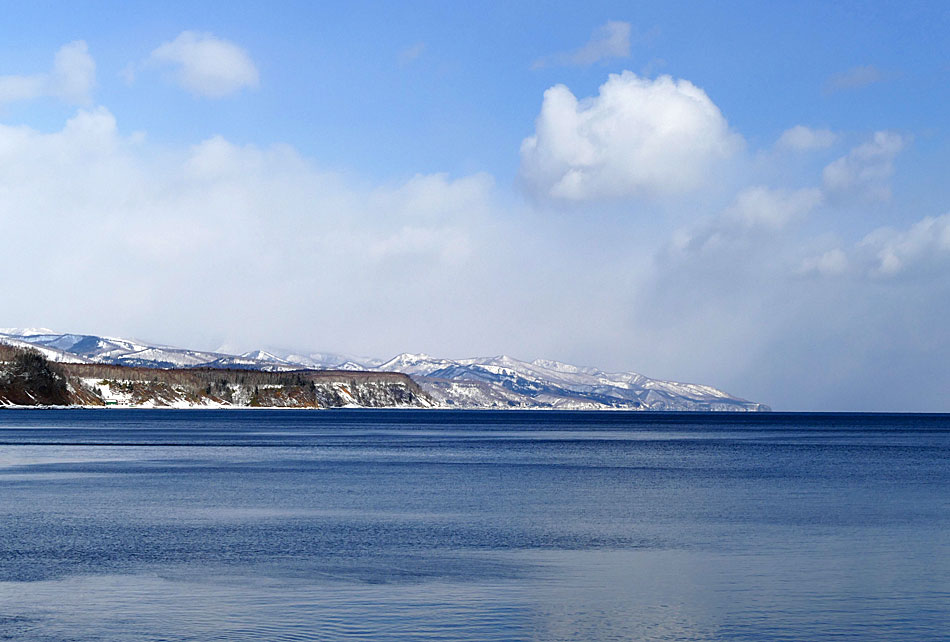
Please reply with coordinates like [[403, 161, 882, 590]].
[[519, 71, 742, 201], [0, 41, 95, 105], [146, 31, 259, 97], [0, 106, 522, 360], [533, 20, 631, 68]]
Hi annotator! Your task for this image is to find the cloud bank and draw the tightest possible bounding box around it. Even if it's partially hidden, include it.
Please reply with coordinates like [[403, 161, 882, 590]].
[[0, 105, 523, 360]]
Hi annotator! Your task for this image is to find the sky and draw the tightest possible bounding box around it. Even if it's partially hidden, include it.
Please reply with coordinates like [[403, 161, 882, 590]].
[[0, 0, 948, 411]]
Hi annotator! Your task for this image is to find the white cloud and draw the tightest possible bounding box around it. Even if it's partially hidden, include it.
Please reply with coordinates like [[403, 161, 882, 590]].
[[147, 31, 259, 97], [0, 41, 95, 105], [822, 131, 906, 203], [776, 125, 837, 151], [825, 64, 884, 93], [519, 71, 742, 201], [533, 20, 631, 68]]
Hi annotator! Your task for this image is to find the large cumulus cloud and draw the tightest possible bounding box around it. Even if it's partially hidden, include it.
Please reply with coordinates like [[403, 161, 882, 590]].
[[519, 71, 742, 201]]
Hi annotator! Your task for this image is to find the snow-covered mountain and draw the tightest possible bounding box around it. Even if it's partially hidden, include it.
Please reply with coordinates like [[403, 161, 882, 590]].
[[378, 353, 768, 411], [0, 329, 768, 411], [0, 330, 381, 372], [0, 330, 299, 371]]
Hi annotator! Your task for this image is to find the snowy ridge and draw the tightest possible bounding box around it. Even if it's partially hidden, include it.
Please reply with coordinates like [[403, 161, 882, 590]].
[[379, 353, 767, 411], [0, 330, 768, 411], [0, 335, 93, 363], [0, 331, 296, 371]]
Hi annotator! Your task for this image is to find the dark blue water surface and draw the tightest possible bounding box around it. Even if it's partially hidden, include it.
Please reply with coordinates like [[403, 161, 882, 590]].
[[0, 409, 947, 641]]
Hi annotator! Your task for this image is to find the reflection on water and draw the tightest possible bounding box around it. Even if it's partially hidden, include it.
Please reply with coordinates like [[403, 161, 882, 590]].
[[0, 409, 948, 641]]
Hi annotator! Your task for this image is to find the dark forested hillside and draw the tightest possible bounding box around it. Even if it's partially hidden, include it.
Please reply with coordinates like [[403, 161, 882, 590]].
[[0, 346, 74, 405]]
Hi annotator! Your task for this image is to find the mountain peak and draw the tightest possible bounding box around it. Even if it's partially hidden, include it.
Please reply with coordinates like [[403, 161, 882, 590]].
[[240, 350, 289, 364]]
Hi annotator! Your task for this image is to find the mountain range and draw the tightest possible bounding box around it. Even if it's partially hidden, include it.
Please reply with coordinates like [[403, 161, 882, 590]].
[[0, 328, 768, 411]]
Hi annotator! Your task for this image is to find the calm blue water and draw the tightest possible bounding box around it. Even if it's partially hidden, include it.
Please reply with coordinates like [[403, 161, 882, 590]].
[[0, 409, 947, 641]]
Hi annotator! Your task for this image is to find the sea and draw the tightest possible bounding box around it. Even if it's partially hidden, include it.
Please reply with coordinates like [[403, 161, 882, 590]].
[[0, 409, 947, 641]]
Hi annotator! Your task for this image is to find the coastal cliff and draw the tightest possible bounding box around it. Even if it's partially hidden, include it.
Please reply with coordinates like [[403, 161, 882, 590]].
[[0, 346, 432, 408]]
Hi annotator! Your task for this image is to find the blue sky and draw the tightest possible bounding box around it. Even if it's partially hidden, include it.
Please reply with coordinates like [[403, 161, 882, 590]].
[[0, 1, 948, 410]]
